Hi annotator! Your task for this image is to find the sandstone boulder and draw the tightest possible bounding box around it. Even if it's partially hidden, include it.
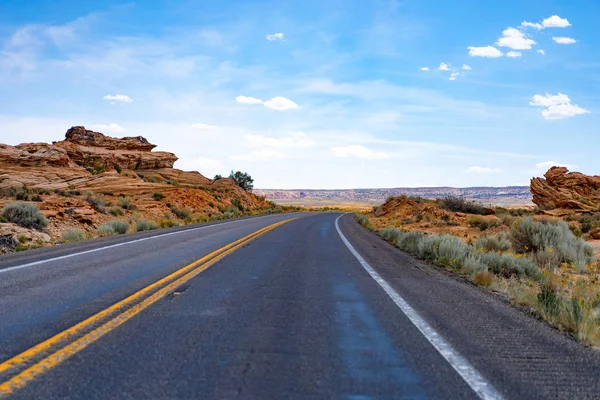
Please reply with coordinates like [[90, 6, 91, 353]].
[[531, 167, 600, 211]]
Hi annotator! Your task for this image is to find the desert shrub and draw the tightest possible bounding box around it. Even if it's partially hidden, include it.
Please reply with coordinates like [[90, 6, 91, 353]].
[[114, 163, 122, 173], [474, 234, 512, 252], [231, 198, 244, 211], [98, 224, 115, 236], [510, 217, 595, 271], [477, 251, 539, 279], [468, 216, 489, 231], [354, 214, 372, 229], [31, 194, 43, 202], [395, 231, 426, 253], [159, 219, 180, 228], [169, 206, 192, 221], [61, 228, 85, 243], [463, 255, 488, 274], [538, 279, 560, 316], [84, 192, 107, 213], [109, 207, 123, 216], [136, 220, 158, 232], [88, 164, 105, 175], [152, 192, 164, 201], [213, 174, 223, 180], [381, 227, 401, 244], [99, 220, 129, 235], [117, 197, 133, 210], [165, 179, 177, 185], [474, 270, 494, 287], [1, 202, 49, 230], [440, 196, 487, 215]]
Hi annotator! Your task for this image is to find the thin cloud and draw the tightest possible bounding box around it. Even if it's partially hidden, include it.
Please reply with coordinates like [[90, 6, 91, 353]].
[[449, 72, 459, 81], [553, 37, 576, 44], [506, 51, 522, 58], [266, 33, 284, 41], [468, 46, 503, 58], [438, 62, 450, 71], [462, 64, 472, 70], [467, 166, 501, 174], [331, 145, 389, 160], [263, 96, 299, 111], [420, 66, 430, 71], [245, 132, 315, 148], [236, 95, 263, 105], [90, 123, 124, 133], [103, 94, 133, 103], [537, 49, 546, 55]]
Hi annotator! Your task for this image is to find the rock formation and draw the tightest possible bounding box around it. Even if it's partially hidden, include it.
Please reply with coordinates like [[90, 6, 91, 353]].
[[530, 167, 600, 211]]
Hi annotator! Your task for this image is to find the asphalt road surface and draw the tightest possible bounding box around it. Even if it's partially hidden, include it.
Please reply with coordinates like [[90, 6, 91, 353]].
[[1, 212, 599, 399]]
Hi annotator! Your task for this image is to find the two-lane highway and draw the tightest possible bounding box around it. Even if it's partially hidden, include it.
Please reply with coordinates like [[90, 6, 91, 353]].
[[1, 213, 600, 399]]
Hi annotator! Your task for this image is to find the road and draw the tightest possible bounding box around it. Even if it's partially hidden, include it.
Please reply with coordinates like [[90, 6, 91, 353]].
[[1, 212, 599, 399]]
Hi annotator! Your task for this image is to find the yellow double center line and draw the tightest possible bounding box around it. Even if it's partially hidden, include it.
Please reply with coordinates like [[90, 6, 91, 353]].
[[0, 218, 294, 398]]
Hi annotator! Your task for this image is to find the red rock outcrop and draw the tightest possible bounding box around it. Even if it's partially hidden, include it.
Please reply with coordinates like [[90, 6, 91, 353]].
[[530, 167, 600, 211]]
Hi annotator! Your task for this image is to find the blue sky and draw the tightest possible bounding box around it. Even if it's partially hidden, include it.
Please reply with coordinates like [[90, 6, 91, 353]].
[[0, 0, 598, 189]]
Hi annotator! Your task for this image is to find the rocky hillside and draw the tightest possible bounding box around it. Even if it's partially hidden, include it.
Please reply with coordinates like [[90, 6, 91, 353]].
[[531, 167, 600, 212], [0, 126, 277, 252]]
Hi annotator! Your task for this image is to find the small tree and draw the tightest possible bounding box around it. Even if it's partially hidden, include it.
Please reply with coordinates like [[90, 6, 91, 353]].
[[229, 171, 254, 191], [213, 174, 223, 181]]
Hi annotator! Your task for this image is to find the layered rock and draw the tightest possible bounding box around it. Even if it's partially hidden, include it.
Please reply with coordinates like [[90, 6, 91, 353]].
[[531, 167, 600, 211], [54, 126, 178, 171]]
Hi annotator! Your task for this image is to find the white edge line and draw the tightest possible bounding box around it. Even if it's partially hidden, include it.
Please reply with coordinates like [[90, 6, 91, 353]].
[[335, 214, 504, 400], [0, 215, 286, 274]]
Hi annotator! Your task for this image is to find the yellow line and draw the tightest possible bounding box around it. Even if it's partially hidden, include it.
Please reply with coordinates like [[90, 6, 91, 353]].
[[0, 218, 294, 397]]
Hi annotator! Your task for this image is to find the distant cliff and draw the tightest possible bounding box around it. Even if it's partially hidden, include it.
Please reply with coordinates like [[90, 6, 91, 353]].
[[254, 187, 532, 206]]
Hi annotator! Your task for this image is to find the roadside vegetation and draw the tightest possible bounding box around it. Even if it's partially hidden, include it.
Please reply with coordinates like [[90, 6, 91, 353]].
[[357, 196, 600, 347]]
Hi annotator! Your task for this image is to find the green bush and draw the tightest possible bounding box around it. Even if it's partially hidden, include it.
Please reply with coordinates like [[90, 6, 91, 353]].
[[477, 251, 539, 279], [1, 202, 49, 230], [468, 216, 489, 231], [474, 234, 512, 252], [109, 207, 123, 216], [229, 171, 254, 191], [510, 217, 595, 271], [136, 220, 158, 232], [440, 196, 488, 215], [354, 214, 372, 229], [61, 228, 85, 243], [117, 197, 133, 210], [99, 220, 129, 235], [84, 192, 107, 213], [231, 198, 244, 211], [152, 192, 164, 201], [169, 205, 192, 221]]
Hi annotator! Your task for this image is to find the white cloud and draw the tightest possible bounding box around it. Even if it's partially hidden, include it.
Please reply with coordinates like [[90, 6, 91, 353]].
[[521, 21, 543, 30], [245, 132, 315, 148], [331, 145, 389, 160], [537, 49, 546, 55], [496, 27, 536, 50], [89, 123, 124, 134], [234, 149, 285, 161], [530, 93, 571, 107], [420, 66, 429, 71], [506, 51, 522, 58], [263, 96, 299, 111], [542, 104, 589, 120], [530, 93, 590, 120], [103, 94, 133, 103], [449, 72, 459, 81], [462, 64, 472, 70], [522, 16, 571, 30], [542, 15, 571, 28], [191, 122, 218, 130], [468, 46, 504, 58], [535, 161, 576, 172], [553, 37, 576, 44], [266, 33, 284, 41], [438, 62, 450, 71], [236, 95, 264, 105], [467, 166, 501, 174]]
